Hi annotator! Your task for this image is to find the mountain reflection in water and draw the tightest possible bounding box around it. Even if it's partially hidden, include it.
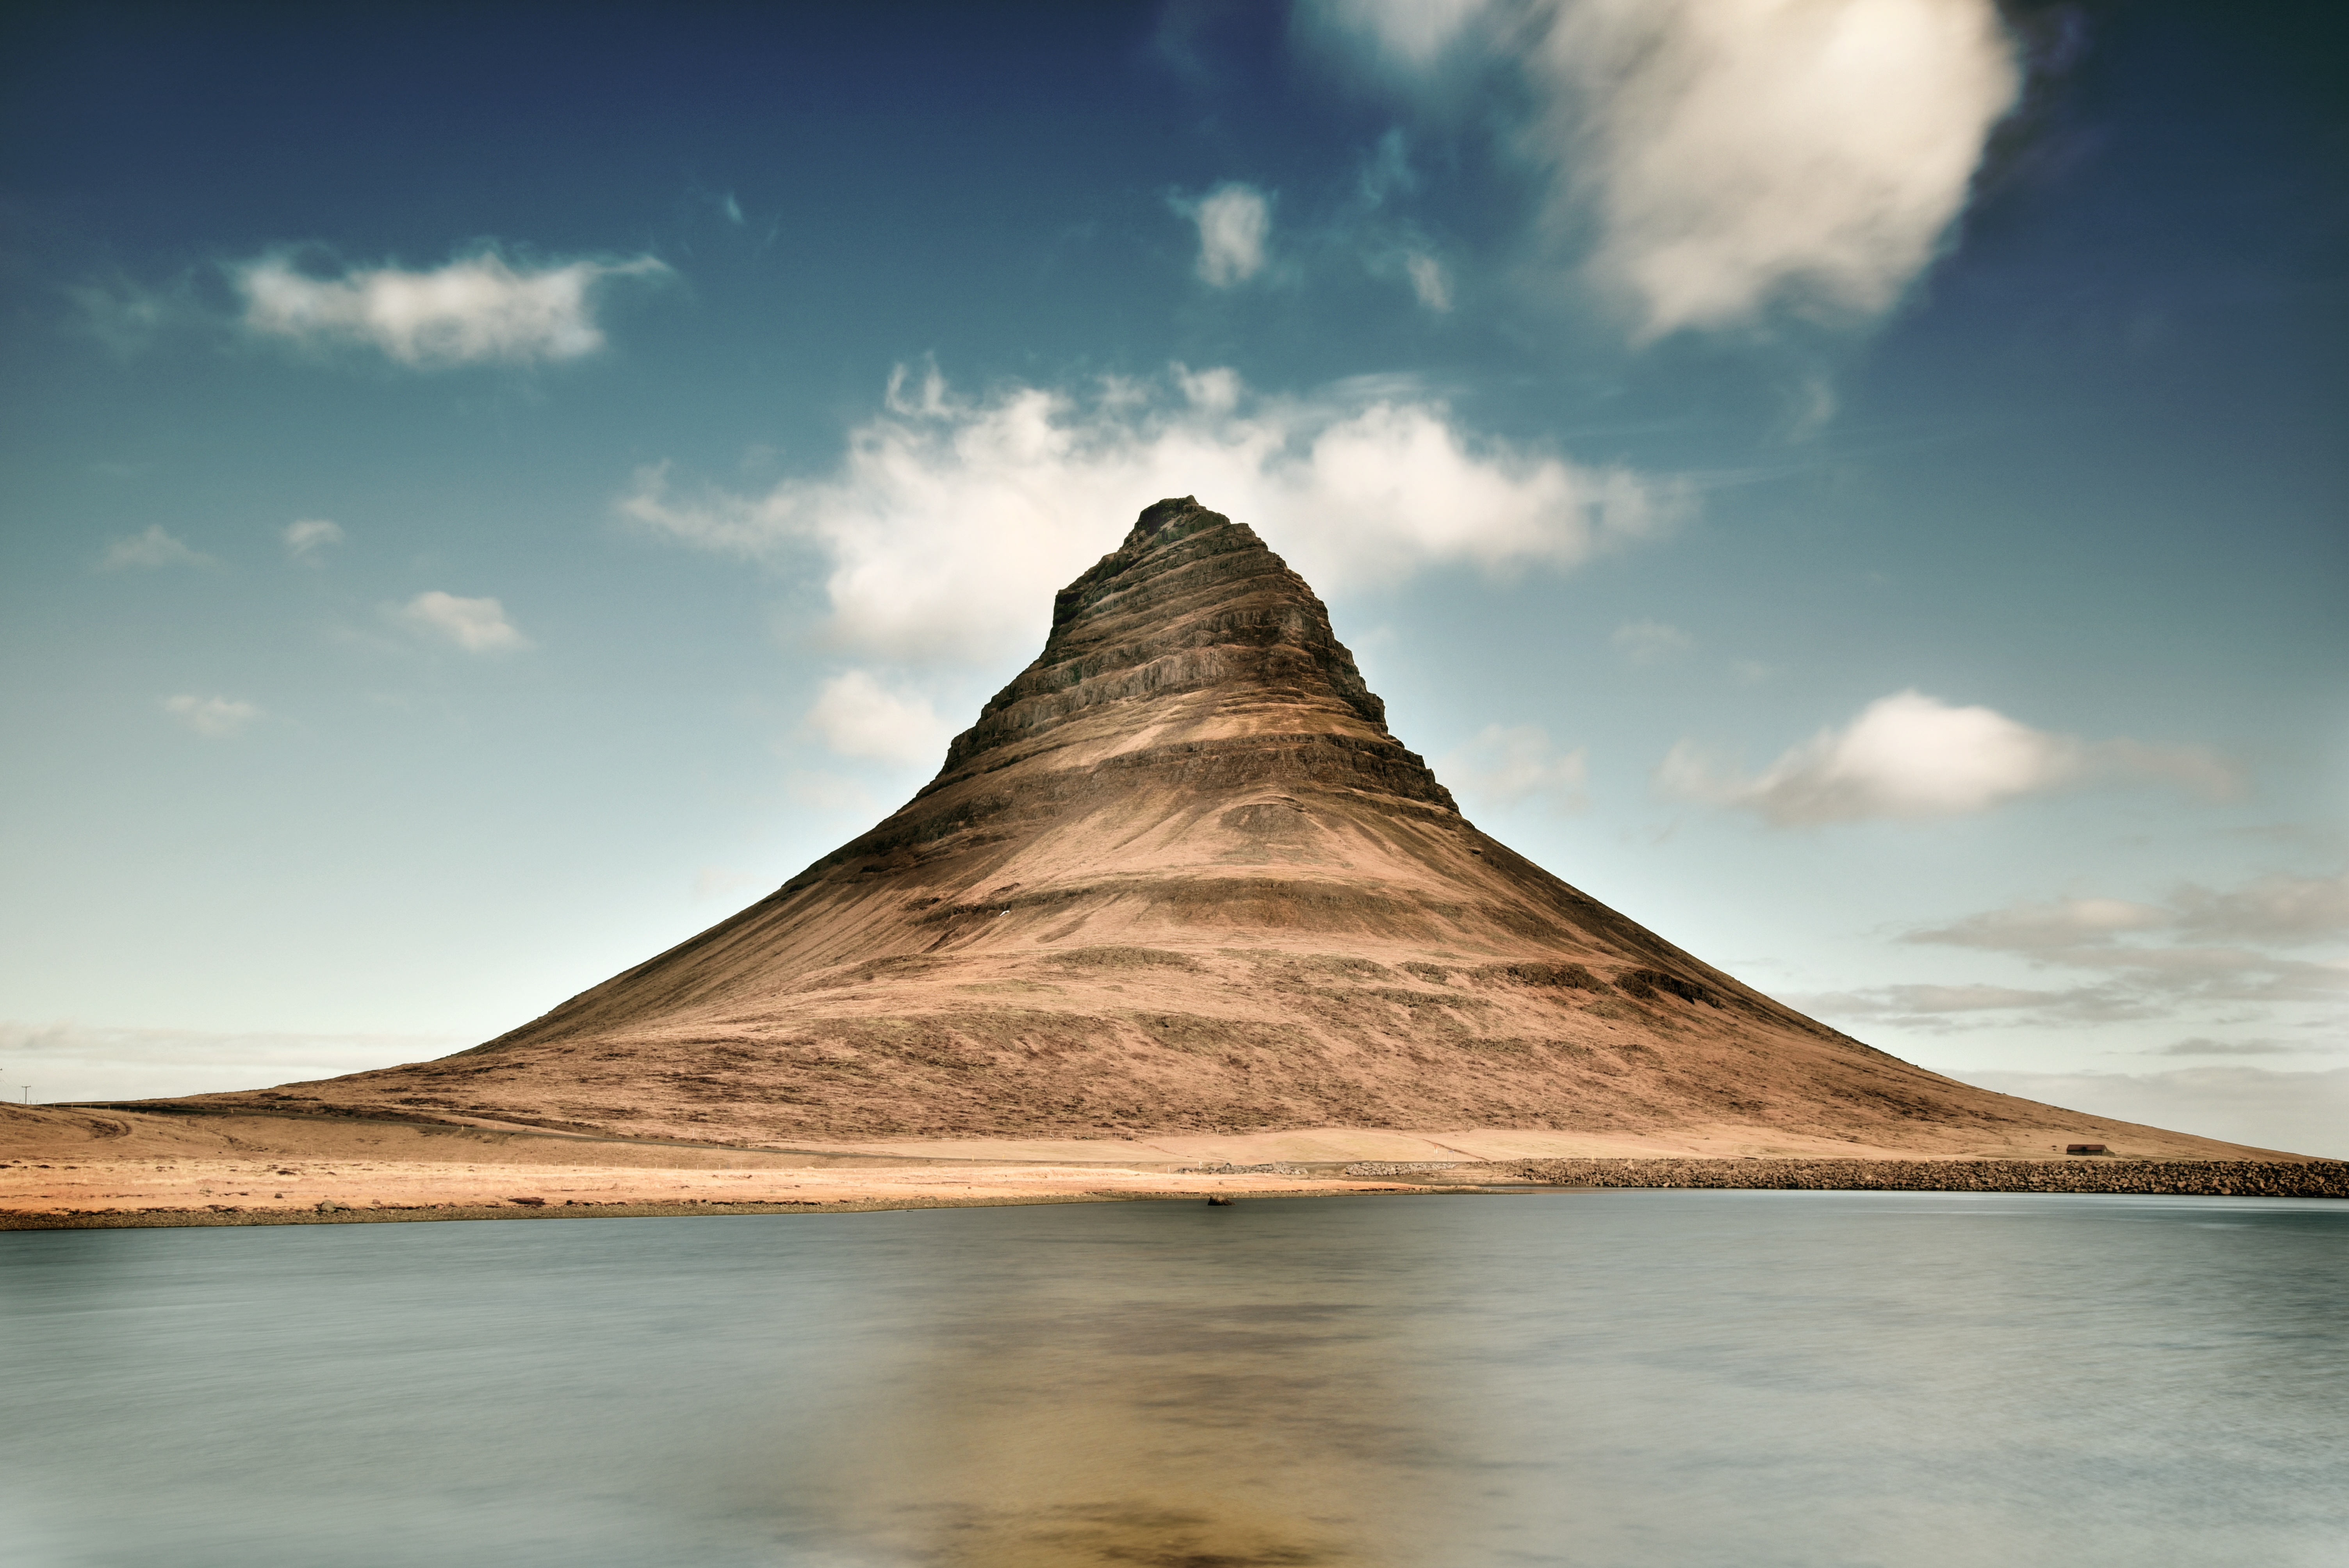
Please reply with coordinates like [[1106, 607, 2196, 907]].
[[769, 1209, 1447, 1566], [4, 1192, 2346, 1567]]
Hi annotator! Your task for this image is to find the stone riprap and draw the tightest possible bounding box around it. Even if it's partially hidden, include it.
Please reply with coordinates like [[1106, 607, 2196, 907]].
[[1502, 1158, 2349, 1198]]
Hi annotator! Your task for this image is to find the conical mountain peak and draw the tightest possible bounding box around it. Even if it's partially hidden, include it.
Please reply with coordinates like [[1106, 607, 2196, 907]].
[[168, 497, 2256, 1162]]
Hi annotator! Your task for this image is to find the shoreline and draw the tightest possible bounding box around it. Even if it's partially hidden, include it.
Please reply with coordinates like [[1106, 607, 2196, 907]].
[[0, 1187, 1395, 1231], [6, 1156, 2343, 1231]]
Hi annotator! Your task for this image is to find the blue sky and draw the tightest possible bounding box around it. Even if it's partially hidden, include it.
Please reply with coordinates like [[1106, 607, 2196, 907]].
[[3, 0, 2342, 1151]]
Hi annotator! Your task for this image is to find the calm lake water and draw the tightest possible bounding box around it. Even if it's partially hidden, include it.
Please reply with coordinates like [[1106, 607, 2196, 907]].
[[3, 1191, 2344, 1568]]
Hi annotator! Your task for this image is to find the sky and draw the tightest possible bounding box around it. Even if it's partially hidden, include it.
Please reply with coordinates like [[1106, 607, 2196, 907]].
[[2, 0, 2342, 1153]]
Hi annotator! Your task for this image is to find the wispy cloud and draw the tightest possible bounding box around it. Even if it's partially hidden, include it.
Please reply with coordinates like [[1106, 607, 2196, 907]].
[[1310, 0, 2021, 338], [1403, 252, 1451, 311], [1906, 878, 2349, 967], [620, 363, 1682, 665], [67, 273, 201, 356], [234, 248, 670, 368], [1795, 982, 2062, 1019], [1795, 870, 2349, 1037], [161, 694, 262, 738], [1310, 0, 1499, 73], [395, 591, 531, 653], [805, 670, 952, 766], [2148, 1037, 2317, 1058], [1660, 690, 2237, 826], [283, 518, 345, 562], [1908, 896, 2171, 952], [1442, 723, 1588, 811], [1180, 183, 1274, 287], [1611, 618, 1691, 666], [1895, 876, 2349, 1013], [2169, 870, 2349, 945], [101, 525, 205, 570]]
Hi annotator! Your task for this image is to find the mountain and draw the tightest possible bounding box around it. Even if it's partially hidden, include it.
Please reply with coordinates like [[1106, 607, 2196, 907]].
[[173, 499, 2249, 1157]]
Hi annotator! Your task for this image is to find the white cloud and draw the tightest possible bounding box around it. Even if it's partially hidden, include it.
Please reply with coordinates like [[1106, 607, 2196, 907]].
[[1660, 690, 2237, 826], [1183, 184, 1274, 287], [1530, 0, 2021, 336], [396, 591, 531, 653], [283, 518, 344, 561], [1318, 0, 2021, 338], [1404, 252, 1452, 311], [1955, 1066, 2349, 1158], [1442, 723, 1588, 812], [1611, 618, 1692, 666], [234, 249, 670, 367], [620, 363, 1679, 665], [101, 525, 204, 570], [806, 670, 952, 766], [162, 694, 262, 738]]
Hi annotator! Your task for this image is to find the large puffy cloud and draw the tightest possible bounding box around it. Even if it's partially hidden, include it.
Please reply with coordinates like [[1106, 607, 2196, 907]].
[[1311, 0, 2020, 337], [1659, 690, 2236, 826], [620, 364, 1679, 665], [235, 249, 669, 367], [1531, 0, 2020, 336]]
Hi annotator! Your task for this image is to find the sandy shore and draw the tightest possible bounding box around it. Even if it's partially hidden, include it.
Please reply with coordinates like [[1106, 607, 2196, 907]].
[[0, 1157, 1402, 1229], [4, 1104, 2337, 1230]]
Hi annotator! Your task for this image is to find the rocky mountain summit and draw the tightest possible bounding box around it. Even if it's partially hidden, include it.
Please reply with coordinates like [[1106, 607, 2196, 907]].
[[168, 499, 2261, 1157]]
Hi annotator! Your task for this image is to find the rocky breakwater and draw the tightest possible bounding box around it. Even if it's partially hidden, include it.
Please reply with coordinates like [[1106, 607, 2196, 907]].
[[1504, 1157, 2349, 1198]]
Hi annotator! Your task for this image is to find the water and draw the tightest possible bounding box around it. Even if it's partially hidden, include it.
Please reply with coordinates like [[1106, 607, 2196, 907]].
[[3, 1192, 2344, 1568]]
